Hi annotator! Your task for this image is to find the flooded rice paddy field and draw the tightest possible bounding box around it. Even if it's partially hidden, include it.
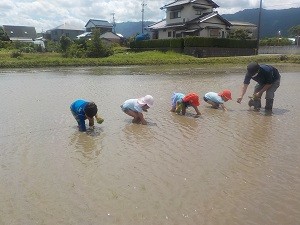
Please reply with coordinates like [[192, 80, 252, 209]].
[[0, 65, 300, 225]]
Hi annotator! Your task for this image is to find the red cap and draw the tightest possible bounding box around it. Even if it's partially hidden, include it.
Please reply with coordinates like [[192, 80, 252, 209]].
[[218, 89, 232, 100]]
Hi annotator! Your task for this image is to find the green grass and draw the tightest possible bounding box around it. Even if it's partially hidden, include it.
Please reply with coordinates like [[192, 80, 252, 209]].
[[0, 50, 300, 68]]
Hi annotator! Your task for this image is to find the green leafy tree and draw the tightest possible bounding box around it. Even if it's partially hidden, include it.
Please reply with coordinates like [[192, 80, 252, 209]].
[[86, 28, 113, 58], [59, 35, 72, 52], [0, 27, 9, 41], [66, 42, 87, 58], [260, 37, 292, 46], [229, 29, 251, 40], [288, 25, 300, 45], [45, 40, 60, 52]]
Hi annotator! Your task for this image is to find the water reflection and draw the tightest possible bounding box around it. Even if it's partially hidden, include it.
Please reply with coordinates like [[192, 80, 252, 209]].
[[69, 127, 103, 160]]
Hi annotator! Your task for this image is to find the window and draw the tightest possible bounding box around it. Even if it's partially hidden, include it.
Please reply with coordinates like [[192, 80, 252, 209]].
[[209, 29, 219, 37], [195, 10, 202, 15], [170, 10, 181, 19], [168, 31, 172, 37]]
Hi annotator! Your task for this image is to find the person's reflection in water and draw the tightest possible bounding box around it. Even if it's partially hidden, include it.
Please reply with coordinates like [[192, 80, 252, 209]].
[[69, 127, 103, 160], [170, 112, 200, 139], [122, 123, 156, 151], [234, 113, 274, 156]]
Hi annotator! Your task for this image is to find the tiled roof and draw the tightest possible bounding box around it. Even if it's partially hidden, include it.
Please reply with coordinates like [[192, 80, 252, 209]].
[[229, 21, 257, 27], [2, 25, 36, 39], [85, 19, 113, 28], [161, 0, 219, 9], [147, 20, 166, 29], [189, 12, 231, 26]]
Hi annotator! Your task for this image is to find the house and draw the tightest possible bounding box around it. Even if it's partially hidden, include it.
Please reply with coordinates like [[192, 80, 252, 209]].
[[147, 0, 231, 39], [2, 25, 37, 41], [100, 32, 122, 44], [229, 21, 257, 39], [76, 31, 123, 45], [85, 19, 113, 33], [45, 23, 84, 41]]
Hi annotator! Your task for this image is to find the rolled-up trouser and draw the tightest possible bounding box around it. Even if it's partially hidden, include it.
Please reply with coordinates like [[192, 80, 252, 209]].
[[254, 78, 280, 100]]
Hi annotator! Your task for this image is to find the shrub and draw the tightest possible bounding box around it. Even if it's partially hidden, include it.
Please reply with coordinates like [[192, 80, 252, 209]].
[[86, 28, 113, 58], [59, 36, 72, 52], [66, 43, 86, 58], [11, 51, 22, 58], [260, 37, 293, 46]]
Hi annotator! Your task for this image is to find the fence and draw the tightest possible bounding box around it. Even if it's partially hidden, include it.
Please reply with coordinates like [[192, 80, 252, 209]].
[[258, 46, 300, 55]]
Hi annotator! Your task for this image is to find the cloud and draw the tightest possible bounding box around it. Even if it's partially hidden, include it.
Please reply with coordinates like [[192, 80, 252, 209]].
[[0, 0, 299, 32]]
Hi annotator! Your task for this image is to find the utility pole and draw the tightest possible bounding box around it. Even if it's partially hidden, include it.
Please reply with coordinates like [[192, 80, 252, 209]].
[[111, 13, 116, 33], [257, 0, 263, 53], [141, 0, 147, 34]]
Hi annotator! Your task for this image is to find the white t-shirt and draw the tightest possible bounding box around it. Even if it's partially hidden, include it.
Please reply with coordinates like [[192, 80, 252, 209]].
[[122, 99, 143, 112], [204, 92, 224, 104]]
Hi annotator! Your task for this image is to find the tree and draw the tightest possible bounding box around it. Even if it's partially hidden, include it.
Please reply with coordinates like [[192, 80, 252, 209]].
[[0, 27, 9, 41], [86, 28, 113, 58], [288, 25, 300, 46], [229, 28, 251, 40], [59, 35, 72, 52]]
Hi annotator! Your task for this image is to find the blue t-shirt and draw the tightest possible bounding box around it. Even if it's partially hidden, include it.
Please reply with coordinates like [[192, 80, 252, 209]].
[[70, 99, 89, 131], [171, 92, 185, 107], [204, 92, 224, 104]]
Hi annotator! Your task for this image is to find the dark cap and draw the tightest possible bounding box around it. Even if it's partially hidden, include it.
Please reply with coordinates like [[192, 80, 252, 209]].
[[84, 102, 98, 118], [247, 62, 260, 76]]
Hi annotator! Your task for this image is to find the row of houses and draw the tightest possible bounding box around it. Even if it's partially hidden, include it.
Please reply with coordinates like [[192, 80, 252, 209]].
[[1, 19, 123, 46], [1, 0, 257, 46]]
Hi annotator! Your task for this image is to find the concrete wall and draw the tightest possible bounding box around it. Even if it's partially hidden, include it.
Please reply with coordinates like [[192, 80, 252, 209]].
[[258, 46, 300, 55], [184, 47, 256, 57]]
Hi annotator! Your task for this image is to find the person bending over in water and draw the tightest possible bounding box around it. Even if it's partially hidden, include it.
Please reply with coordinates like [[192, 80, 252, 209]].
[[121, 95, 154, 125], [70, 99, 104, 132], [171, 92, 201, 117], [237, 62, 281, 112], [203, 89, 232, 111]]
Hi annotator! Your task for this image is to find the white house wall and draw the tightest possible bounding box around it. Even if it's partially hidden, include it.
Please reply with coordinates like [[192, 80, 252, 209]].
[[166, 0, 214, 24], [157, 17, 228, 39]]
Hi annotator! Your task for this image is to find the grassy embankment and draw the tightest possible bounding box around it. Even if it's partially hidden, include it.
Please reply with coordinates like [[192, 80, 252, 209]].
[[1, 48, 300, 69]]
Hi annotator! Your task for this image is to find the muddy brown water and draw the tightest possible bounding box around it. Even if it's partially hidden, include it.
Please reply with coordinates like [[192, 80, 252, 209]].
[[0, 66, 299, 225]]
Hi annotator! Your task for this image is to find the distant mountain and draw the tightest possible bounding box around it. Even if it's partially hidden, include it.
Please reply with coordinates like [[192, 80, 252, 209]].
[[115, 21, 154, 38], [222, 8, 300, 38]]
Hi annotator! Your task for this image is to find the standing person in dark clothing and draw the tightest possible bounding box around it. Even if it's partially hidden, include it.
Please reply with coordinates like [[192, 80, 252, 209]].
[[237, 62, 281, 112]]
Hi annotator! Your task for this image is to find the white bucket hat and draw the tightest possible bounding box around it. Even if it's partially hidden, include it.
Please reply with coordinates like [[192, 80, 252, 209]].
[[137, 95, 154, 107]]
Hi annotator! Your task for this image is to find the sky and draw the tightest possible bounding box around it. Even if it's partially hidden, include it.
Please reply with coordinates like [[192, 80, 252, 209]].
[[1, 0, 300, 32]]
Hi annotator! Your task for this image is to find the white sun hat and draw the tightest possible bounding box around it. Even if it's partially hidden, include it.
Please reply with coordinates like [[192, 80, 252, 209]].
[[137, 95, 154, 107]]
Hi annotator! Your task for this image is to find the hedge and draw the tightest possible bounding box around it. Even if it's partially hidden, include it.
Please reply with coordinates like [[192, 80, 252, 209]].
[[130, 37, 257, 49]]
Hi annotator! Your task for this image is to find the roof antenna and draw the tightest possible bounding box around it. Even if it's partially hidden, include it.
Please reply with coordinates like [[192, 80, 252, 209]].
[[111, 12, 116, 33], [141, 0, 147, 34]]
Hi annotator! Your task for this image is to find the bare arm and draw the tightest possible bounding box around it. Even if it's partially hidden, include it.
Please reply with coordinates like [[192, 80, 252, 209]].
[[192, 106, 201, 115], [254, 84, 272, 98], [220, 103, 227, 111], [88, 117, 94, 127], [237, 84, 249, 103], [138, 112, 147, 125]]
